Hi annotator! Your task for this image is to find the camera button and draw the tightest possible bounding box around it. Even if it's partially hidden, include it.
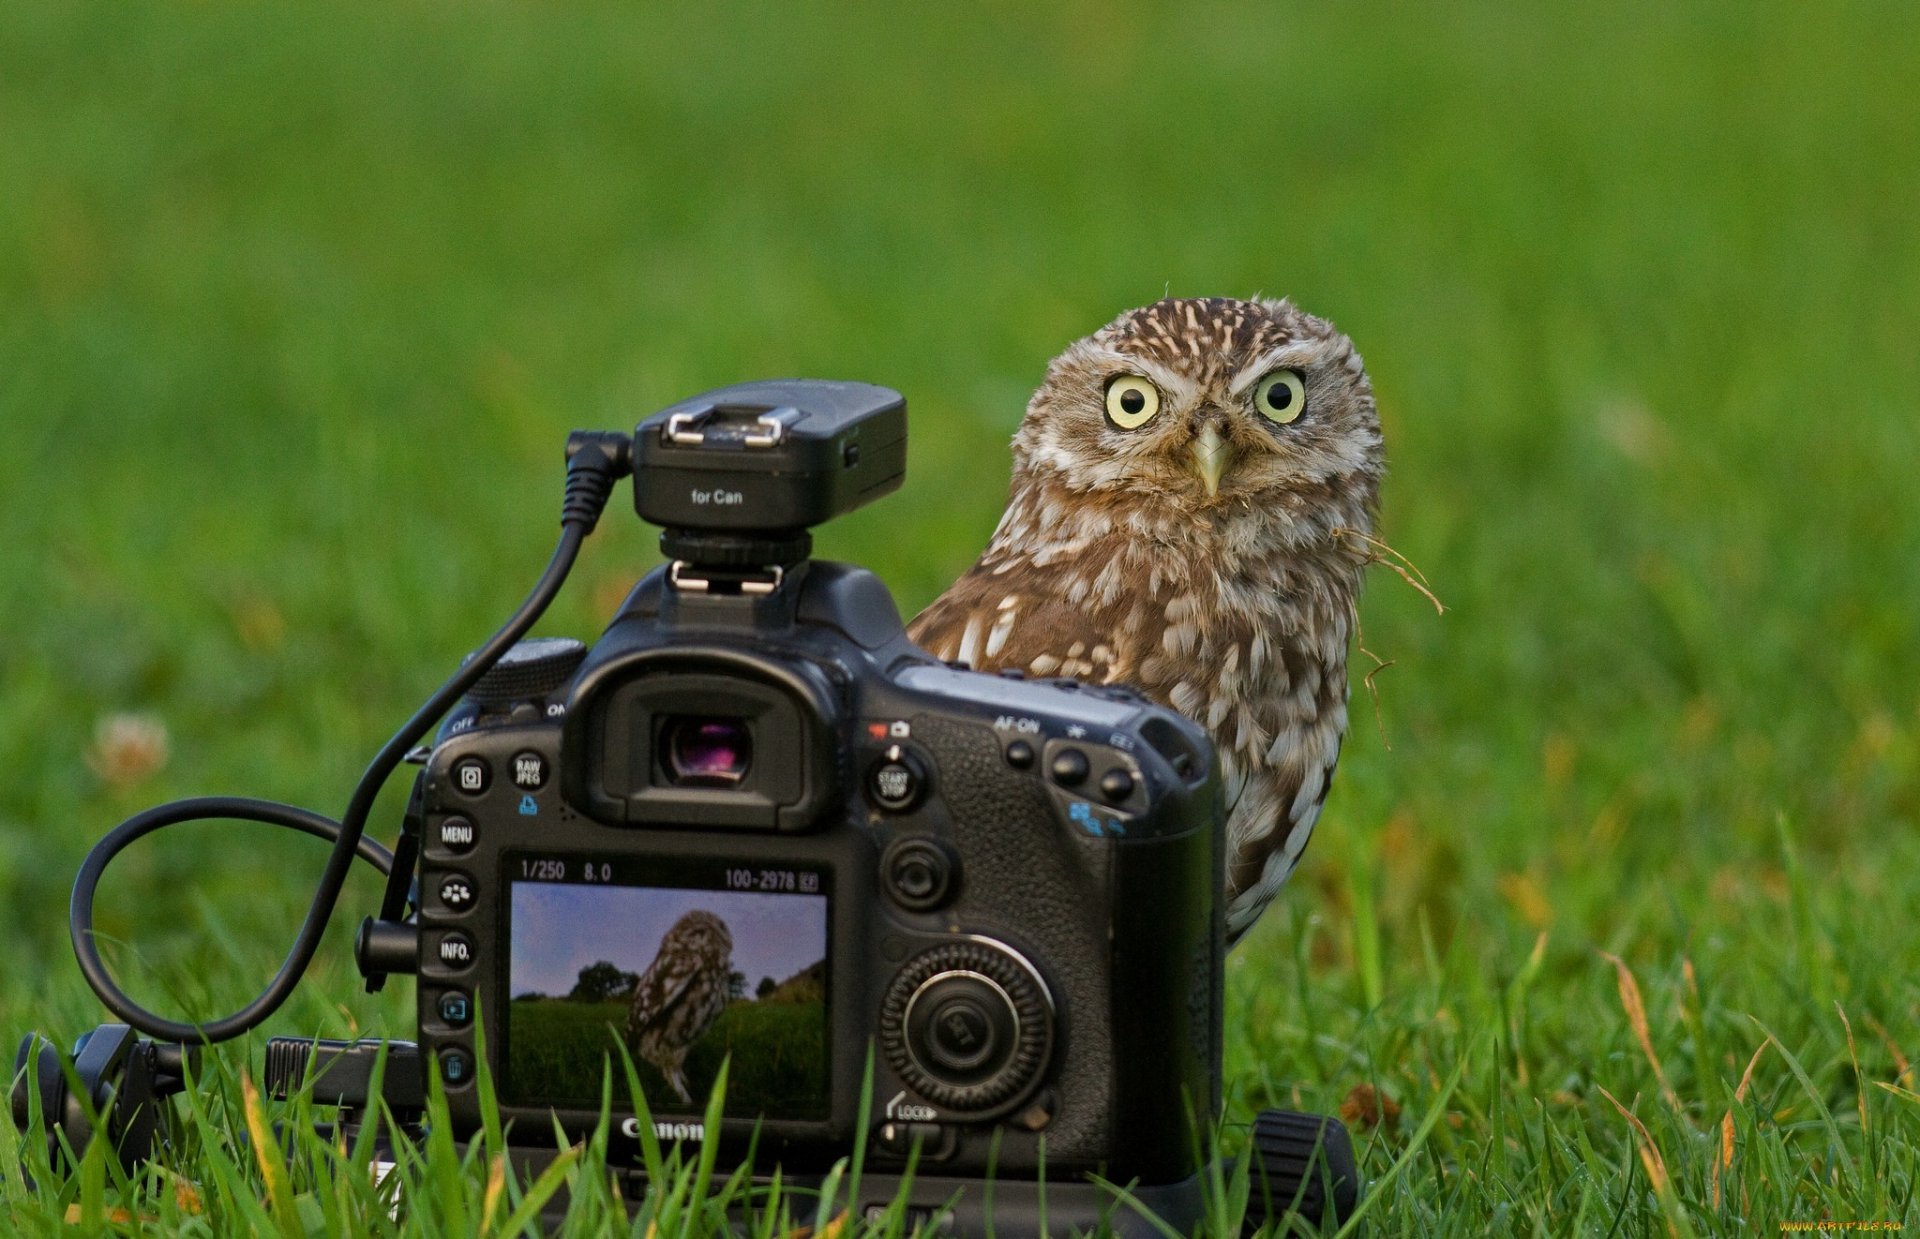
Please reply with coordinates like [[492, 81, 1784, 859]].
[[1049, 748, 1089, 786], [510, 751, 549, 790], [437, 990, 473, 1028], [883, 838, 956, 911], [452, 758, 491, 797], [1098, 768, 1135, 802], [868, 744, 927, 812], [871, 1121, 953, 1161], [436, 932, 475, 970], [438, 873, 477, 914], [926, 997, 999, 1071], [1004, 740, 1035, 770], [438, 1047, 474, 1088], [436, 816, 477, 855]]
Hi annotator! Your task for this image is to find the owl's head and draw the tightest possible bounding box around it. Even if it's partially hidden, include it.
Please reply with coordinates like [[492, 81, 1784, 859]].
[[669, 910, 734, 963], [1014, 297, 1382, 528]]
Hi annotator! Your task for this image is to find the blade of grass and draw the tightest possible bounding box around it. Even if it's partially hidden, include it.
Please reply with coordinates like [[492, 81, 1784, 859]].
[[1330, 1035, 1475, 1239], [240, 1073, 303, 1239]]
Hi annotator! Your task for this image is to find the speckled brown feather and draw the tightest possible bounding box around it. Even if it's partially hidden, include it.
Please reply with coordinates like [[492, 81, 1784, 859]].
[[625, 909, 734, 1102], [909, 298, 1382, 943]]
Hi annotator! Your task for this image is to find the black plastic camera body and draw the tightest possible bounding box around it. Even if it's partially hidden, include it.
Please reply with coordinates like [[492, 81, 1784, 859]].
[[411, 535, 1224, 1189]]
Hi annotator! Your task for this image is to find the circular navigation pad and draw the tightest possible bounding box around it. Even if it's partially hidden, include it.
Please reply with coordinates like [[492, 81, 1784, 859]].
[[879, 939, 1053, 1116]]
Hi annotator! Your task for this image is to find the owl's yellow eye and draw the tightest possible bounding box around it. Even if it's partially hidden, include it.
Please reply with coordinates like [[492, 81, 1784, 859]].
[[1254, 369, 1307, 424], [1104, 375, 1161, 430]]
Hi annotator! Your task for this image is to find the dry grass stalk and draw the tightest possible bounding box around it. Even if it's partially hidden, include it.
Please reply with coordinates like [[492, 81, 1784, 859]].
[[1836, 1003, 1871, 1139], [1710, 1038, 1771, 1210], [1599, 951, 1682, 1114], [482, 1153, 508, 1233], [1863, 1011, 1912, 1086], [1334, 526, 1446, 615], [1596, 1085, 1677, 1237], [1350, 601, 1394, 749]]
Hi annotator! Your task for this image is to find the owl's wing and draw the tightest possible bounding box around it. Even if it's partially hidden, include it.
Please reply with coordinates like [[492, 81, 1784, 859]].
[[907, 566, 1123, 680], [627, 951, 702, 1033], [1222, 741, 1341, 942]]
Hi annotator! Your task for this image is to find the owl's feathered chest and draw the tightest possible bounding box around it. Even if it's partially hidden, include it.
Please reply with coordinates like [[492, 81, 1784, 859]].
[[914, 481, 1366, 772]]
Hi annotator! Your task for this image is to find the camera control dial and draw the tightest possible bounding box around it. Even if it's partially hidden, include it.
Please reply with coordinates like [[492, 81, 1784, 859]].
[[880, 939, 1053, 1116], [465, 638, 588, 710]]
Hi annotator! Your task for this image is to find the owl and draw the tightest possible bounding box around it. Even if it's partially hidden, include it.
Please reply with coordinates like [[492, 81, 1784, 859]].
[[625, 909, 735, 1104], [909, 298, 1382, 944]]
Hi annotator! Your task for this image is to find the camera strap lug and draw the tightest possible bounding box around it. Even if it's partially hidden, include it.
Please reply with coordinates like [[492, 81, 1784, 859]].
[[669, 560, 785, 596]]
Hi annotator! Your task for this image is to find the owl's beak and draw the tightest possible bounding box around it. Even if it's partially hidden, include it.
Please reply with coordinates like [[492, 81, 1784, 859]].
[[1189, 423, 1234, 497]]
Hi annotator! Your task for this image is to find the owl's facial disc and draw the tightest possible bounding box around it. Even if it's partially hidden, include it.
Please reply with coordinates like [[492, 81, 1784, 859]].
[[1189, 423, 1235, 497]]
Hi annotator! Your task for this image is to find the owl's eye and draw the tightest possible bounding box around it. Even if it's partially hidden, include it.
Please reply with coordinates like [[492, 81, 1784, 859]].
[[1254, 369, 1307, 424], [1104, 375, 1161, 430]]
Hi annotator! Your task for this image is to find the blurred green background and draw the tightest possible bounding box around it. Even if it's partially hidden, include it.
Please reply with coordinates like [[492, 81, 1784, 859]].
[[4, 1, 1918, 1229]]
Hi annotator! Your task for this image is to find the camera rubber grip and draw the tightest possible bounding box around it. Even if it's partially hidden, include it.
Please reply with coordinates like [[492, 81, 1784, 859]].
[[908, 714, 1114, 1158]]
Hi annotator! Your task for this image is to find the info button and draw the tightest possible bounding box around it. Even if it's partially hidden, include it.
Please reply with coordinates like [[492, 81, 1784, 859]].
[[436, 932, 474, 970]]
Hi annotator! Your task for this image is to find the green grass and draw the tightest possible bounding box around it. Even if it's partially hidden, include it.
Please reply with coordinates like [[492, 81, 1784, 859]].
[[506, 998, 827, 1118], [5, 0, 1920, 1233]]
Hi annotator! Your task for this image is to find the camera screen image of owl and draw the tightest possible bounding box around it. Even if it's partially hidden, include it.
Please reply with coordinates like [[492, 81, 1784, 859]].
[[504, 854, 830, 1118]]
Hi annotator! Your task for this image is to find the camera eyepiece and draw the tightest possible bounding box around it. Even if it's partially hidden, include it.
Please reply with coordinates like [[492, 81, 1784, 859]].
[[661, 716, 754, 787]]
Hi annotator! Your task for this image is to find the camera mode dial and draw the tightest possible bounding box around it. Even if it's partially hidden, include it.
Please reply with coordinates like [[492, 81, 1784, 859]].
[[465, 638, 588, 710], [880, 939, 1053, 1116]]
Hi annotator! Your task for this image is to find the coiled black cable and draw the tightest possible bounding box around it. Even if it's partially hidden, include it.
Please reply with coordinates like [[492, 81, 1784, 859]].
[[69, 433, 630, 1045]]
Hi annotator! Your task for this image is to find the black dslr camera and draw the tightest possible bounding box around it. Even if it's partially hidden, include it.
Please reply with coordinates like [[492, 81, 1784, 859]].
[[14, 381, 1358, 1234]]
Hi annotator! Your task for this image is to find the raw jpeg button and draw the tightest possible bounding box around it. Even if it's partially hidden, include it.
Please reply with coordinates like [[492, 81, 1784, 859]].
[[510, 751, 548, 790]]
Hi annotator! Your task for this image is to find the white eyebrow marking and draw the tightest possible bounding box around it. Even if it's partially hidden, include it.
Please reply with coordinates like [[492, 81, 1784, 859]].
[[1084, 347, 1200, 405], [1228, 339, 1332, 394]]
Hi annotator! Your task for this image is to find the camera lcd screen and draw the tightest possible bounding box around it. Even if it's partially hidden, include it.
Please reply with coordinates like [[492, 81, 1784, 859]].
[[504, 853, 830, 1119]]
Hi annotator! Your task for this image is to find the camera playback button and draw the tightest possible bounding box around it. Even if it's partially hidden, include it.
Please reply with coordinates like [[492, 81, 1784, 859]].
[[437, 990, 473, 1028], [867, 744, 928, 813]]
